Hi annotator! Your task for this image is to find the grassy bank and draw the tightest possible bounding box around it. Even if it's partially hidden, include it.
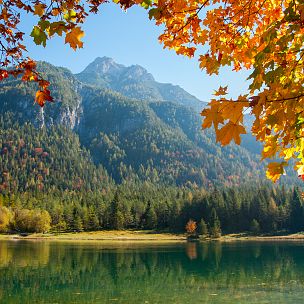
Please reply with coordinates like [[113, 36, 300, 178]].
[[1, 230, 304, 242], [0, 230, 186, 242], [220, 232, 304, 242]]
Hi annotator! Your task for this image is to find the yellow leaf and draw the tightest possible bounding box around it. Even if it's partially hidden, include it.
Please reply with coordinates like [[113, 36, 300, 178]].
[[262, 137, 278, 159], [296, 164, 304, 176], [201, 101, 224, 129], [34, 4, 45, 17], [221, 101, 248, 124], [216, 122, 246, 145], [266, 162, 287, 183], [65, 27, 84, 50]]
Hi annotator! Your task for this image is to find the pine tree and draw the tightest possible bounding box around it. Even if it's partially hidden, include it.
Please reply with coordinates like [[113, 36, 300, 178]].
[[209, 208, 221, 238], [199, 218, 208, 238], [290, 189, 304, 233], [110, 192, 125, 230], [141, 201, 157, 229]]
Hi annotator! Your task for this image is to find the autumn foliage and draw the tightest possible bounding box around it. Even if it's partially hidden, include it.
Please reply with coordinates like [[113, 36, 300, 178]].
[[185, 219, 197, 234], [1, 0, 304, 180]]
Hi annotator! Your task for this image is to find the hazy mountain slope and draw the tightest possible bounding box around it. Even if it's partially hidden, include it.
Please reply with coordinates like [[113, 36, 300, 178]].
[[0, 113, 112, 194], [0, 60, 277, 187]]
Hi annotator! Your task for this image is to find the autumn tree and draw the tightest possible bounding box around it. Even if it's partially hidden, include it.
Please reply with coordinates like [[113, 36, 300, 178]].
[[1, 0, 304, 180], [14, 209, 51, 233], [0, 206, 12, 232], [185, 219, 197, 235]]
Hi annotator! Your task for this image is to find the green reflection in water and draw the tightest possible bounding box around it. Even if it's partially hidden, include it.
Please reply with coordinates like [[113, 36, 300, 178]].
[[0, 240, 304, 303]]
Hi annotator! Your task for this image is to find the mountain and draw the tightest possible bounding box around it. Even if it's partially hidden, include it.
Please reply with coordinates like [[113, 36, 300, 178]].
[[76, 57, 202, 110], [0, 58, 295, 191]]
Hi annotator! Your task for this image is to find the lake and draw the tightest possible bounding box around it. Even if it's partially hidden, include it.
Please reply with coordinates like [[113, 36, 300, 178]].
[[0, 240, 304, 303]]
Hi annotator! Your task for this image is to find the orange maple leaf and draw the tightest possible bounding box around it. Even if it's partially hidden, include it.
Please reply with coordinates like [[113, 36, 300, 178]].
[[216, 122, 246, 145], [65, 27, 84, 50], [34, 4, 45, 16], [35, 89, 53, 107], [201, 101, 224, 129], [214, 86, 228, 96]]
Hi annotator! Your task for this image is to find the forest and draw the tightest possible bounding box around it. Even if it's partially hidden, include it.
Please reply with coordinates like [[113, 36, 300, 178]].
[[0, 176, 303, 236], [0, 61, 303, 237]]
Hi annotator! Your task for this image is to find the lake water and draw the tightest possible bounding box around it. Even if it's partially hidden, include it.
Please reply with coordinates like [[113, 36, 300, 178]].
[[0, 240, 304, 303]]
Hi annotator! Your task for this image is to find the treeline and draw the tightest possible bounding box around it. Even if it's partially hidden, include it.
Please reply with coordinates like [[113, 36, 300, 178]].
[[0, 183, 303, 235]]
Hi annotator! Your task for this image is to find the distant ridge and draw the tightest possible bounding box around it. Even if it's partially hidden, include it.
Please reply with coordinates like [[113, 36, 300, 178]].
[[1, 59, 296, 188]]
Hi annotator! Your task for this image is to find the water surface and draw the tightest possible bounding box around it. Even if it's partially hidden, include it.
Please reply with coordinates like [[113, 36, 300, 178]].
[[0, 240, 304, 303]]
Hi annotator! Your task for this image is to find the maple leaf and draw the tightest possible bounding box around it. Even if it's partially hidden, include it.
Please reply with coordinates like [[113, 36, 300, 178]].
[[35, 89, 53, 107], [266, 162, 287, 183], [201, 101, 224, 129], [214, 86, 228, 96], [34, 4, 45, 17], [296, 164, 304, 181], [216, 122, 246, 146], [65, 27, 84, 50], [0, 70, 9, 80], [262, 137, 278, 159], [30, 26, 47, 47], [49, 21, 66, 37], [221, 101, 248, 124]]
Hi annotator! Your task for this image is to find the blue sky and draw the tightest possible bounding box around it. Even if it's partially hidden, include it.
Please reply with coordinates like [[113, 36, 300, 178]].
[[22, 3, 249, 102]]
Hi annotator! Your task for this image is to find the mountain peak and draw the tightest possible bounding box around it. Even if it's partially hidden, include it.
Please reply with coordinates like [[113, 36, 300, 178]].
[[82, 56, 124, 75], [122, 64, 155, 82], [94, 56, 115, 64]]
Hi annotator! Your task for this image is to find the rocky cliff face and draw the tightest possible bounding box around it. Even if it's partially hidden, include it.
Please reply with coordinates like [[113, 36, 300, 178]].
[[0, 62, 83, 129]]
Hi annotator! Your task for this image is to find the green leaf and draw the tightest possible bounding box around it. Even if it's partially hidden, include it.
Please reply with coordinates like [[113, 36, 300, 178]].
[[149, 8, 161, 20], [38, 20, 50, 31], [49, 21, 66, 37], [30, 26, 47, 47], [141, 0, 152, 9]]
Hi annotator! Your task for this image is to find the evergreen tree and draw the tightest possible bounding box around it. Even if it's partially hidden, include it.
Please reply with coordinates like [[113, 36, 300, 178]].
[[250, 219, 260, 235], [209, 208, 221, 238], [199, 218, 208, 238], [110, 192, 125, 230], [141, 201, 157, 229], [73, 215, 83, 232], [290, 189, 304, 233]]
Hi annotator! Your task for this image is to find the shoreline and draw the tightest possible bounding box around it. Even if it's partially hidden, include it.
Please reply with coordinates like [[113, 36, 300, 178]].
[[1, 230, 304, 242]]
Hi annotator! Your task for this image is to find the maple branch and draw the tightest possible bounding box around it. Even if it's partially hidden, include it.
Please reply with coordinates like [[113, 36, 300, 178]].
[[171, 1, 207, 36]]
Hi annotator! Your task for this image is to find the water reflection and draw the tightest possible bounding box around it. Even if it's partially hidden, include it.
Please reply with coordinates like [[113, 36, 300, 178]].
[[0, 241, 304, 303]]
